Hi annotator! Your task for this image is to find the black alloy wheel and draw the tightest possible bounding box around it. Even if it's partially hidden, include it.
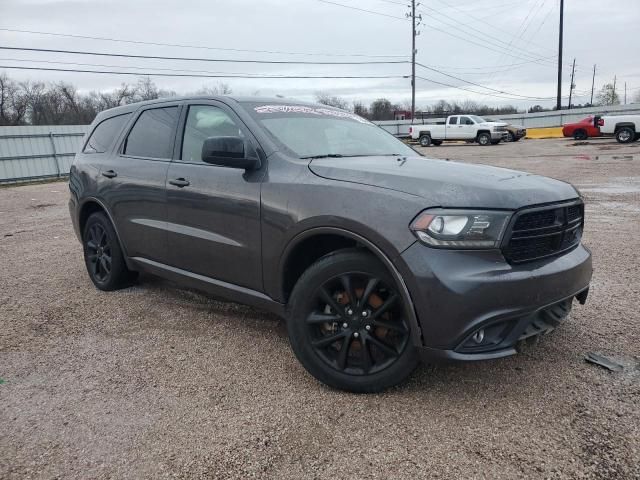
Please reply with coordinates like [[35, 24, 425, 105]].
[[306, 272, 410, 375], [85, 223, 112, 283], [287, 250, 418, 392], [83, 211, 136, 291]]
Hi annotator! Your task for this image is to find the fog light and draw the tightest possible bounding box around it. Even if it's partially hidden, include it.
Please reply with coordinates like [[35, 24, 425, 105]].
[[472, 329, 485, 344]]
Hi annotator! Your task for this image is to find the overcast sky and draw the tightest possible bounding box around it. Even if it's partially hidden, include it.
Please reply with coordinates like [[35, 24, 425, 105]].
[[1, 0, 638, 110]]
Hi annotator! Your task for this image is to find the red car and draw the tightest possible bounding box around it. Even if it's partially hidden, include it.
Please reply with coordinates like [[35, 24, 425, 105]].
[[562, 116, 600, 140]]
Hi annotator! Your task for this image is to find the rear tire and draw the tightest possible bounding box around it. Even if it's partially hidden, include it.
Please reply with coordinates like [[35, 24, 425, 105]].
[[573, 129, 588, 141], [83, 212, 137, 291], [287, 250, 419, 393], [477, 132, 491, 146], [616, 126, 635, 144], [419, 134, 432, 147]]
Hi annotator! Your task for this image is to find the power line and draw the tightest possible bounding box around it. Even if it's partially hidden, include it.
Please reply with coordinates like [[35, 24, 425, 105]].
[[0, 65, 409, 79], [312, 0, 558, 67], [416, 62, 555, 100], [2, 57, 399, 77], [431, 0, 555, 54], [0, 27, 407, 59], [0, 46, 409, 65], [312, 0, 407, 19], [414, 75, 553, 101], [416, 3, 556, 66]]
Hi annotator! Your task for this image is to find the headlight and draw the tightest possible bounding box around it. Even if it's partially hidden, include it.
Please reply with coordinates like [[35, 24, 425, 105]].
[[410, 209, 511, 249]]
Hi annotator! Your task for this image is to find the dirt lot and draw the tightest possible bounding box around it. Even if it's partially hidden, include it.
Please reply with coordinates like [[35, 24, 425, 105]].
[[1, 138, 639, 479]]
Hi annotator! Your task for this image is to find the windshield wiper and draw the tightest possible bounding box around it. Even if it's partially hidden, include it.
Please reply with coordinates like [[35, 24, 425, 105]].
[[301, 153, 404, 160], [300, 154, 344, 160]]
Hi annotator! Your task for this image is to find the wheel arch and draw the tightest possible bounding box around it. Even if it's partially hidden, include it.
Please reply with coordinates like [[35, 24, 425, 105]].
[[279, 226, 424, 346], [614, 122, 636, 132], [78, 197, 133, 269]]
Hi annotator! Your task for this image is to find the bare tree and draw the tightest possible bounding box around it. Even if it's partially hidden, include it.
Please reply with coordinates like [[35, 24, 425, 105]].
[[352, 101, 370, 119], [369, 98, 396, 120], [315, 92, 349, 109], [134, 76, 159, 101], [596, 83, 620, 106], [0, 73, 28, 125], [196, 82, 233, 95]]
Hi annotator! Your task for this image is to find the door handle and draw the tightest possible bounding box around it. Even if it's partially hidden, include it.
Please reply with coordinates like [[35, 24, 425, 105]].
[[169, 178, 190, 188], [102, 170, 117, 178]]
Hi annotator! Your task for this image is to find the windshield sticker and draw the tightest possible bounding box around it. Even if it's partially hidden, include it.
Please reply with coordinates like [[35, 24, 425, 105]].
[[254, 105, 370, 124]]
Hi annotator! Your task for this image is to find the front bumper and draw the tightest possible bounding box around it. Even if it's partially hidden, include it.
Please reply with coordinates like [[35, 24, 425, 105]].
[[399, 242, 592, 361]]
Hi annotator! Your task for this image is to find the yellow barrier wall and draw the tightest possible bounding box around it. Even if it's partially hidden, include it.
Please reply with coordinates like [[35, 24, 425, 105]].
[[525, 127, 564, 139]]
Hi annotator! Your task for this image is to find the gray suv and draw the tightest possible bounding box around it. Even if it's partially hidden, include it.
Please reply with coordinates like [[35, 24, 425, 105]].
[[69, 97, 592, 392]]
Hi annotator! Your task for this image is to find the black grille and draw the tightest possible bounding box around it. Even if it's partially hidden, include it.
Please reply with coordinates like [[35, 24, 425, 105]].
[[503, 202, 584, 263]]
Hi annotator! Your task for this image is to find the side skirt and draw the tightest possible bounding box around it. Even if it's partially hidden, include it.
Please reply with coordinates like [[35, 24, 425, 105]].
[[130, 257, 285, 317]]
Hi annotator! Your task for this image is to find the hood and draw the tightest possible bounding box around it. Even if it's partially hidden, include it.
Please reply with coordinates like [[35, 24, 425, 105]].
[[309, 156, 578, 209]]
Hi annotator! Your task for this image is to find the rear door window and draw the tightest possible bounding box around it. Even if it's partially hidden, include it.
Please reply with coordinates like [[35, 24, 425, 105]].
[[448, 117, 458, 125], [123, 106, 179, 159], [83, 113, 131, 153]]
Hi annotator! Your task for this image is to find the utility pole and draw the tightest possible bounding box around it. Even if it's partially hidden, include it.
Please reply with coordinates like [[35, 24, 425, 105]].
[[407, 1, 422, 120], [624, 82, 627, 104], [556, 0, 564, 110], [568, 58, 576, 109], [613, 75, 617, 105], [590, 64, 596, 105]]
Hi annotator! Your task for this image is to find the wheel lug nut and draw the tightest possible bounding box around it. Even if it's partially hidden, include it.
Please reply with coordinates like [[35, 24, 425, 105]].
[[365, 325, 371, 331], [342, 322, 348, 329], [353, 332, 359, 338], [361, 311, 368, 317], [346, 308, 353, 315]]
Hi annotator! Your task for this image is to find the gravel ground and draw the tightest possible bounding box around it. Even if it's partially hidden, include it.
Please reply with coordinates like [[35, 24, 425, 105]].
[[1, 137, 639, 479]]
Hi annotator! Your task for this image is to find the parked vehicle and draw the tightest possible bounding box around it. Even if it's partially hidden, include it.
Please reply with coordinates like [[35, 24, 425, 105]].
[[409, 115, 508, 146], [562, 116, 601, 140], [486, 120, 527, 142], [595, 114, 640, 143], [69, 97, 592, 392]]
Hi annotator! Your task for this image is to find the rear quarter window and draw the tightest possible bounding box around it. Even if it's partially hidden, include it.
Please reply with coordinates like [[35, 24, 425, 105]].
[[83, 113, 131, 153]]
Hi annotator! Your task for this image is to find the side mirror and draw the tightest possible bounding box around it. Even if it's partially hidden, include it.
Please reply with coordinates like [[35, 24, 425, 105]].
[[201, 136, 261, 170]]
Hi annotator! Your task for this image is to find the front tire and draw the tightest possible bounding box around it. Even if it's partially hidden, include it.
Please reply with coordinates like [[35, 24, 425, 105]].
[[573, 129, 587, 141], [83, 212, 136, 291], [287, 250, 418, 393], [616, 127, 635, 144], [477, 132, 491, 145], [418, 134, 432, 147]]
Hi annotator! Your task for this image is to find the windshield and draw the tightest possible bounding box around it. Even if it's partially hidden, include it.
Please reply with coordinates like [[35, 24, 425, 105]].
[[468, 115, 487, 123], [242, 102, 416, 159]]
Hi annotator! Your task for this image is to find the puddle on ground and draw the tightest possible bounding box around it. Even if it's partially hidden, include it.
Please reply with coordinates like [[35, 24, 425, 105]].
[[573, 154, 635, 161]]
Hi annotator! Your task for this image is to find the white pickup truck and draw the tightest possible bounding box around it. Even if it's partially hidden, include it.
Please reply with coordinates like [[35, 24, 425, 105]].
[[409, 115, 508, 147], [595, 114, 640, 143]]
